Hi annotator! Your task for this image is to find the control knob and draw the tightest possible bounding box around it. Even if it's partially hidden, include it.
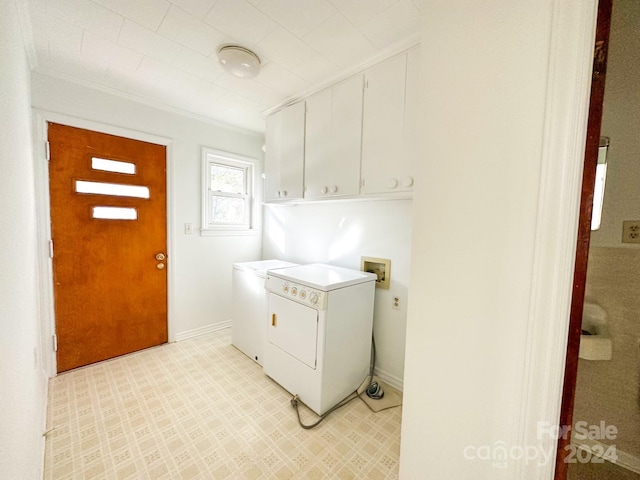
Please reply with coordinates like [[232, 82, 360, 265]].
[[309, 292, 319, 305]]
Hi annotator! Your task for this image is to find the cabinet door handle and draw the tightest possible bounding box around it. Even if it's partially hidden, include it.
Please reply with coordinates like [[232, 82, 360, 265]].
[[271, 313, 277, 327]]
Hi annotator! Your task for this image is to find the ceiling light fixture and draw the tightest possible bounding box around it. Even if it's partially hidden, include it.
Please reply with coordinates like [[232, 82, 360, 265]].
[[217, 45, 261, 79]]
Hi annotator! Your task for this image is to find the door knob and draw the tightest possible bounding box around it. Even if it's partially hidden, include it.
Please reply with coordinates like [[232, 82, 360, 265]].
[[157, 263, 165, 270], [155, 253, 166, 261]]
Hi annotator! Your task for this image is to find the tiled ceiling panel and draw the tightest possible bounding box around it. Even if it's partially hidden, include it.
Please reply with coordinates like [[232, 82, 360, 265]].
[[203, 0, 277, 47], [92, 0, 171, 31], [24, 0, 422, 132]]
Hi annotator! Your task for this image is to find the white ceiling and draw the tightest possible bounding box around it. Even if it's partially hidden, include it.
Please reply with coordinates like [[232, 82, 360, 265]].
[[22, 0, 422, 132]]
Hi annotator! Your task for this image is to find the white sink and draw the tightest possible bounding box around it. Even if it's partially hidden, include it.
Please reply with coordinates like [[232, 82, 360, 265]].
[[579, 302, 612, 361]]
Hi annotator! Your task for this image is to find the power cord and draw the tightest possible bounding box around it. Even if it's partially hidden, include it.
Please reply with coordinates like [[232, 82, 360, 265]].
[[290, 392, 359, 429], [364, 334, 384, 400], [290, 333, 382, 429]]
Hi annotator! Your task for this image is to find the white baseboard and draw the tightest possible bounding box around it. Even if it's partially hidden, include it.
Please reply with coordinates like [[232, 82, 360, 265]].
[[373, 366, 403, 392], [573, 438, 640, 474], [174, 321, 231, 342]]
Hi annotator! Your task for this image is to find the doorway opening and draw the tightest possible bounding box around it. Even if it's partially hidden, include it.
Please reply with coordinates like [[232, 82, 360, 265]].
[[556, 1, 640, 478]]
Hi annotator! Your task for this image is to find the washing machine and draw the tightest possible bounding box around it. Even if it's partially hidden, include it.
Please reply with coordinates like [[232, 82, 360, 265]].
[[264, 263, 376, 415], [231, 259, 298, 365]]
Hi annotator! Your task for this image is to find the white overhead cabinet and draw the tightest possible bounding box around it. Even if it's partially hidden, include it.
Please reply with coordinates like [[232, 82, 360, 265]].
[[361, 49, 417, 194], [304, 74, 364, 199], [264, 45, 419, 204], [264, 101, 305, 202]]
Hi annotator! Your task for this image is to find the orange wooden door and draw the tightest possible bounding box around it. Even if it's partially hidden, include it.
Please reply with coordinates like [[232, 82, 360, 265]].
[[48, 123, 168, 373]]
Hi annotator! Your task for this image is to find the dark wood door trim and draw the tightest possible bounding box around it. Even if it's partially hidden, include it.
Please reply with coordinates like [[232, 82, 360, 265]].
[[554, 1, 612, 478]]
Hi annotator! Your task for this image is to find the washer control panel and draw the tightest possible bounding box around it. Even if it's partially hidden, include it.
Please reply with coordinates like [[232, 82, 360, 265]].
[[266, 276, 327, 309]]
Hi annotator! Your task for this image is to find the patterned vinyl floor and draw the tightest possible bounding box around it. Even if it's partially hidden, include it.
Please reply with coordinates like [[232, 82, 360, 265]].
[[44, 328, 402, 479]]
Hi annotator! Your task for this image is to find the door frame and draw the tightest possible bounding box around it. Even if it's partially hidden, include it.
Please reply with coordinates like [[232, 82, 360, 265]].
[[508, 2, 599, 478], [555, 0, 613, 477], [32, 110, 175, 377]]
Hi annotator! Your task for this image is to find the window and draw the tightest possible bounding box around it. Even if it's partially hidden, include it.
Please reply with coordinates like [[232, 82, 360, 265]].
[[92, 206, 138, 220], [591, 137, 609, 231], [91, 157, 136, 174], [202, 148, 255, 234], [75, 180, 150, 198]]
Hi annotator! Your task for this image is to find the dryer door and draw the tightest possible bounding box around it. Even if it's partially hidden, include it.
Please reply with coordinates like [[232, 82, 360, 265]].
[[267, 293, 318, 369]]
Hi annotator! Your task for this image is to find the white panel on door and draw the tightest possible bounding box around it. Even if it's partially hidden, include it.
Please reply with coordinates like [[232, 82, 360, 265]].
[[267, 293, 318, 369]]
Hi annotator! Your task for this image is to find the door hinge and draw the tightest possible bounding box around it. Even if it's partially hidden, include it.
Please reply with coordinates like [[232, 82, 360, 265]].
[[45, 141, 50, 161], [48, 240, 54, 259], [52, 334, 58, 352], [364, 79, 369, 89]]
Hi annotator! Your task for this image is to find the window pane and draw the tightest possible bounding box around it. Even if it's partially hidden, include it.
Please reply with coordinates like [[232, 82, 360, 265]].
[[591, 163, 607, 230], [210, 164, 245, 193], [76, 180, 150, 199], [210, 195, 246, 224], [92, 157, 136, 174], [92, 206, 137, 220]]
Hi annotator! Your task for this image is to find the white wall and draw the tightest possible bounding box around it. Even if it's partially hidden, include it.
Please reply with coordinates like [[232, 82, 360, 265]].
[[590, 0, 640, 248], [263, 199, 412, 387], [30, 74, 264, 354], [0, 1, 48, 478], [580, 247, 640, 458], [400, 0, 595, 478]]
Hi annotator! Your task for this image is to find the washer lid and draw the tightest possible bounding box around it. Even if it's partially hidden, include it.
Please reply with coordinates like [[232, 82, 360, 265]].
[[266, 263, 376, 291], [233, 259, 298, 277]]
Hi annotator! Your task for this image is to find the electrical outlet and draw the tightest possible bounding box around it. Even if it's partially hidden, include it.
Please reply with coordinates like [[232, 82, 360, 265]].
[[622, 221, 640, 244], [392, 295, 400, 310]]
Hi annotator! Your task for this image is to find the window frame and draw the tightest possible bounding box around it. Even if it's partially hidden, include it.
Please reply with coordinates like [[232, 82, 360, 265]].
[[201, 148, 257, 236]]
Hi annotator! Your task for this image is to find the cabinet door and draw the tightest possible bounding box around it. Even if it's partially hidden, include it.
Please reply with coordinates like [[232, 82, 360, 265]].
[[264, 111, 282, 202], [304, 88, 332, 199], [305, 74, 363, 199], [362, 52, 413, 194], [331, 74, 363, 197], [280, 101, 305, 200], [402, 46, 420, 188]]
